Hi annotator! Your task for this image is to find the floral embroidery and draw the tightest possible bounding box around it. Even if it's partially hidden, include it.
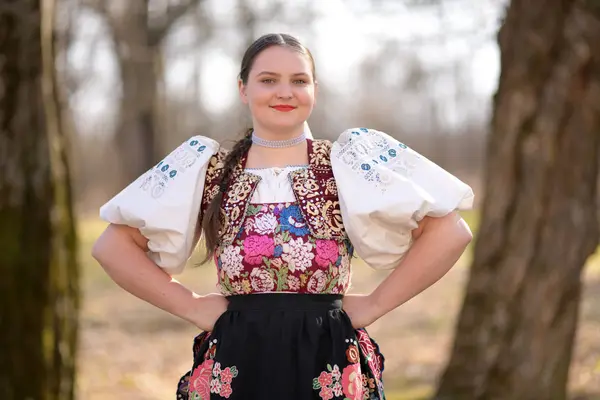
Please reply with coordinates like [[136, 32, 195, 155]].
[[341, 363, 363, 400], [356, 330, 385, 382], [282, 237, 314, 273], [315, 240, 340, 267], [313, 336, 385, 400], [219, 246, 243, 279], [189, 359, 214, 399], [249, 267, 275, 291], [220, 171, 261, 245], [313, 363, 363, 400], [215, 202, 352, 296], [288, 141, 347, 241], [243, 235, 274, 264], [346, 344, 360, 364], [200, 148, 228, 214], [188, 338, 239, 399], [201, 139, 350, 250]]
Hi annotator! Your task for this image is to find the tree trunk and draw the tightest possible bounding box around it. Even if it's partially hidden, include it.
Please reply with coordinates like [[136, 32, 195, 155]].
[[434, 1, 600, 399], [114, 40, 161, 187], [110, 0, 161, 188], [0, 0, 79, 399]]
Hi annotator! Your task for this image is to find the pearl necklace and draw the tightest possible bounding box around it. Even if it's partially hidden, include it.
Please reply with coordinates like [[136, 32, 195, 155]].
[[251, 131, 307, 148]]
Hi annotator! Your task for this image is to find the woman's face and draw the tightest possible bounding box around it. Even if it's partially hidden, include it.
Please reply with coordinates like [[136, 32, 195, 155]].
[[239, 46, 316, 134]]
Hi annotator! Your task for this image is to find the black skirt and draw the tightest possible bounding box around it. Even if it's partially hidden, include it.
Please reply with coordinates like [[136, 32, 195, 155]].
[[176, 293, 386, 400]]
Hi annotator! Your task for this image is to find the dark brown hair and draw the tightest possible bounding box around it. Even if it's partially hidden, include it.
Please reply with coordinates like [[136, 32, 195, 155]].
[[200, 33, 316, 263]]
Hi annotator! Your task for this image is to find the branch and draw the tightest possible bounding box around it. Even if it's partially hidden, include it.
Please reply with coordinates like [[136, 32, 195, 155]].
[[150, 0, 202, 44]]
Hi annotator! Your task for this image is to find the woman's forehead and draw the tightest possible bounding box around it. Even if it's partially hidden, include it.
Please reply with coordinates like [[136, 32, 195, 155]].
[[250, 46, 313, 76]]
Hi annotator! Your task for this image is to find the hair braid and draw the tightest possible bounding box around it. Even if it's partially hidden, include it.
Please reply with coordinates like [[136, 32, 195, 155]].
[[200, 129, 253, 263]]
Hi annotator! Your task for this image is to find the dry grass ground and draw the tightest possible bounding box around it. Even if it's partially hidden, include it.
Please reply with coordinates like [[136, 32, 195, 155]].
[[75, 211, 600, 399]]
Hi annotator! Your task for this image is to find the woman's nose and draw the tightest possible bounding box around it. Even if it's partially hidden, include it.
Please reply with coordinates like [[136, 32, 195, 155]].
[[276, 84, 293, 99]]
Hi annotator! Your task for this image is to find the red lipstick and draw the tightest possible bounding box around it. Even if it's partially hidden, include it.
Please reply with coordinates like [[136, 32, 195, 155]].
[[271, 105, 296, 112]]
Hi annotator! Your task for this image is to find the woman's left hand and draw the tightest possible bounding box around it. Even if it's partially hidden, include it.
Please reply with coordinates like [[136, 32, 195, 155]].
[[342, 294, 381, 329]]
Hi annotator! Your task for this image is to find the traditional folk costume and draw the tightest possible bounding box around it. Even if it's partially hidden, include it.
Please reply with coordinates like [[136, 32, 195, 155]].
[[100, 128, 474, 400]]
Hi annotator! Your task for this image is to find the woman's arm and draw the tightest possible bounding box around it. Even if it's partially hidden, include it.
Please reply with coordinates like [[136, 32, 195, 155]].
[[91, 224, 226, 331], [368, 211, 473, 318]]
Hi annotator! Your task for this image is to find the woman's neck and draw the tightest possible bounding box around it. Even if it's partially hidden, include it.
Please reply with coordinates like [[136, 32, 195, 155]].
[[251, 124, 305, 142], [245, 140, 309, 170]]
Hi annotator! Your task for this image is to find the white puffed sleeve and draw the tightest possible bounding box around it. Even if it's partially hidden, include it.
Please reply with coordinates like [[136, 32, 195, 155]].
[[99, 136, 220, 274], [331, 128, 474, 270]]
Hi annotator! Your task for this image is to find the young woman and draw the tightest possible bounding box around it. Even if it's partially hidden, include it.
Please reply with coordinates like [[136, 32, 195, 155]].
[[93, 33, 474, 400]]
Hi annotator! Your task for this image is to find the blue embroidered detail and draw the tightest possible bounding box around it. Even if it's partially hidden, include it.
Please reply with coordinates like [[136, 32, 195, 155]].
[[379, 155, 388, 162], [359, 127, 369, 132], [190, 140, 199, 146], [169, 170, 178, 178], [361, 163, 371, 171], [161, 164, 169, 172], [399, 142, 407, 149], [198, 145, 206, 152], [388, 149, 397, 157]]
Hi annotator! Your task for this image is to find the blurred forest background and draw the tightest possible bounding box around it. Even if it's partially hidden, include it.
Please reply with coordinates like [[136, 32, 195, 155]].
[[2, 0, 600, 399]]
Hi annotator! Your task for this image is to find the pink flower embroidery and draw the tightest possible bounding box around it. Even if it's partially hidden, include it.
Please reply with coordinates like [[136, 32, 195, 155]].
[[341, 363, 363, 400], [319, 386, 334, 400], [189, 359, 214, 399], [221, 383, 233, 398], [250, 268, 275, 292], [332, 382, 343, 397], [318, 371, 333, 387], [221, 367, 233, 384], [315, 240, 339, 267], [307, 270, 328, 294], [243, 235, 274, 264]]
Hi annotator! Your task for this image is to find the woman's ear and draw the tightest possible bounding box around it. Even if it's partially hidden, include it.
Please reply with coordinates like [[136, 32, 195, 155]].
[[238, 79, 248, 104]]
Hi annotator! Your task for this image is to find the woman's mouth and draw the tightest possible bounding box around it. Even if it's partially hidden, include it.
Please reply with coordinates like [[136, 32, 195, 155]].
[[270, 105, 296, 112]]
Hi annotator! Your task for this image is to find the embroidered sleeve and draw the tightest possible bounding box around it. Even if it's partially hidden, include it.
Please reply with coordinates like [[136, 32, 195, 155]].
[[330, 127, 474, 270], [99, 136, 220, 274]]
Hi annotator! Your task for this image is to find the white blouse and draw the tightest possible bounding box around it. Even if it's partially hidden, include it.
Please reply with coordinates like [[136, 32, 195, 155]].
[[245, 166, 307, 204], [99, 128, 474, 274]]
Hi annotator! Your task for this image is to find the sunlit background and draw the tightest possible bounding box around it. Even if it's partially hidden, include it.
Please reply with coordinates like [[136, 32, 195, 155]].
[[38, 0, 600, 398]]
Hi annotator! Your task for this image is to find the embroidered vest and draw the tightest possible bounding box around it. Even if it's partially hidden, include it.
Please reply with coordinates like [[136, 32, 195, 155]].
[[200, 140, 347, 247]]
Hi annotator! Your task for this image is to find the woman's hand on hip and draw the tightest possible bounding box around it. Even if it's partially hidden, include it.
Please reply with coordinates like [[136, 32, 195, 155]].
[[342, 293, 382, 329], [190, 293, 229, 332]]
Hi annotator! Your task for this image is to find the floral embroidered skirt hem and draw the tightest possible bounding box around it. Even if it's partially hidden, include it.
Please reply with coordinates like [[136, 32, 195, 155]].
[[176, 293, 386, 400]]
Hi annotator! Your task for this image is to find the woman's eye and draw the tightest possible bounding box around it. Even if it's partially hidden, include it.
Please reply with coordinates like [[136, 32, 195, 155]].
[[294, 80, 307, 84], [261, 79, 275, 84]]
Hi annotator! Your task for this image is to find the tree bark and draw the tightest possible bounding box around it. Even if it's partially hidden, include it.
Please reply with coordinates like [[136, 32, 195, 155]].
[[435, 1, 600, 399], [0, 0, 79, 399]]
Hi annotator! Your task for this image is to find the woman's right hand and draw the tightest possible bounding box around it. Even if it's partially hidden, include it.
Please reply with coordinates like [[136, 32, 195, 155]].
[[190, 293, 229, 332]]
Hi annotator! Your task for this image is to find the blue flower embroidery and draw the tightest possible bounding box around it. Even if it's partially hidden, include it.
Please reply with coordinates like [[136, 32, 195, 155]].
[[388, 149, 397, 157], [274, 245, 283, 257], [361, 164, 371, 171], [279, 205, 310, 236]]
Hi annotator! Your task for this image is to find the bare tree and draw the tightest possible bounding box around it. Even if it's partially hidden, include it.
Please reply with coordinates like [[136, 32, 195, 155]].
[[435, 1, 600, 399], [83, 0, 202, 187], [0, 0, 79, 398]]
